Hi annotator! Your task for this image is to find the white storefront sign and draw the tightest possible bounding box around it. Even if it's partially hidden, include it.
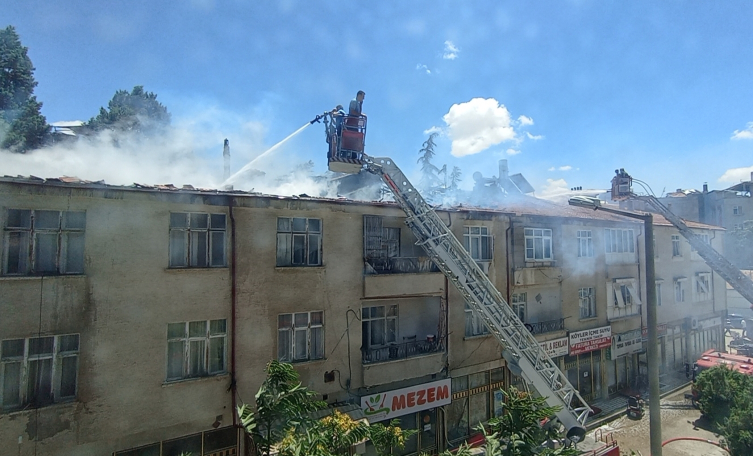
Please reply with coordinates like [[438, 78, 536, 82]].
[[540, 337, 569, 358], [611, 329, 643, 359], [360, 378, 451, 421], [569, 325, 612, 355]]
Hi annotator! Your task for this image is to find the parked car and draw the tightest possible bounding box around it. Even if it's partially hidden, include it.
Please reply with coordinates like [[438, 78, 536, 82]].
[[727, 314, 748, 329]]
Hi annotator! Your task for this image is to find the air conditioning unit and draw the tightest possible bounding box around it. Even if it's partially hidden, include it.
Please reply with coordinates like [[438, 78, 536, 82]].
[[690, 317, 699, 330]]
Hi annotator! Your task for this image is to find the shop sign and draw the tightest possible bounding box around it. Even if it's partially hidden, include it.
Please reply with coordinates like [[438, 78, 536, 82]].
[[699, 317, 722, 329], [569, 326, 611, 355], [610, 329, 643, 359], [540, 337, 569, 358], [361, 379, 451, 421], [641, 324, 667, 338]]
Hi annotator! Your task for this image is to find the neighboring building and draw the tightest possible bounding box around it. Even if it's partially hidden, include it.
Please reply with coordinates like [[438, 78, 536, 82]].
[[0, 177, 726, 456], [727, 270, 753, 319]]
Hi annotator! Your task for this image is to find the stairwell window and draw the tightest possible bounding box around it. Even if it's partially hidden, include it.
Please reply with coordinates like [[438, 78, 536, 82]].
[[1, 334, 79, 411], [463, 226, 493, 261], [3, 209, 85, 276], [579, 287, 596, 319], [166, 320, 227, 381], [511, 293, 527, 322], [695, 273, 711, 301], [465, 303, 489, 337], [276, 217, 322, 267], [671, 235, 681, 257], [169, 213, 226, 268], [674, 278, 687, 302], [278, 311, 324, 362], [577, 231, 593, 258], [524, 228, 552, 261]]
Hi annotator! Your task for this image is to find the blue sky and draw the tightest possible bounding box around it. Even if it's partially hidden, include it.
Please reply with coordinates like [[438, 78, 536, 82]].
[[4, 1, 753, 197]]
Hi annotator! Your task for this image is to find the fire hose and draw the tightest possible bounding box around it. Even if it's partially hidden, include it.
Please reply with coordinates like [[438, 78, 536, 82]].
[[662, 436, 728, 453]]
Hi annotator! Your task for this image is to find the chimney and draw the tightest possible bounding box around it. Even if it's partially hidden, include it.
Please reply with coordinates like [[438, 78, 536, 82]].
[[223, 139, 230, 182], [750, 171, 753, 182], [499, 159, 509, 180], [703, 183, 708, 193]]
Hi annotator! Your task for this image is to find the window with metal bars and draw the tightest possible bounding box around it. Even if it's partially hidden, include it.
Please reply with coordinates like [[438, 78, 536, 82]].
[[168, 212, 226, 268], [3, 209, 85, 275]]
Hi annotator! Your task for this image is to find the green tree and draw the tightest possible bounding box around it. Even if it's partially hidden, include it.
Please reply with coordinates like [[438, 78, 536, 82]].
[[278, 409, 371, 456], [417, 132, 443, 196], [237, 360, 326, 456], [695, 365, 753, 426], [0, 25, 36, 111], [87, 85, 170, 133], [721, 404, 753, 456], [369, 419, 418, 456], [1, 95, 49, 151], [0, 25, 49, 152]]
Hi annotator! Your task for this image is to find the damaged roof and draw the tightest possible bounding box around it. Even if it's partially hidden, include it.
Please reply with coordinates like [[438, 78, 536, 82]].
[[0, 175, 724, 230]]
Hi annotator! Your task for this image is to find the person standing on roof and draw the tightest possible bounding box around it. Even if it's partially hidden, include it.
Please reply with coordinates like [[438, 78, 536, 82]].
[[349, 90, 366, 118]]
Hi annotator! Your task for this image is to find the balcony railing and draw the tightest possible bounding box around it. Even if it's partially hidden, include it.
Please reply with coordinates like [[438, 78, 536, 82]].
[[526, 318, 565, 335], [362, 336, 444, 364], [364, 257, 440, 275]]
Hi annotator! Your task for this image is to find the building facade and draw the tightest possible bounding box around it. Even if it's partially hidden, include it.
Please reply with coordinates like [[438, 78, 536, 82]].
[[0, 177, 726, 456]]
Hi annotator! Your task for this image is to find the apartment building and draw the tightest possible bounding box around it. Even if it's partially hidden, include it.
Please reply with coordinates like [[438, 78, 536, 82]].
[[0, 177, 725, 456]]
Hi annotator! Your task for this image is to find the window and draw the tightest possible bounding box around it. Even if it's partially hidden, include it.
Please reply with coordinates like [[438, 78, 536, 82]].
[[579, 287, 595, 318], [463, 226, 492, 261], [362, 305, 397, 348], [695, 273, 711, 301], [278, 311, 324, 362], [655, 281, 663, 307], [524, 228, 552, 261], [169, 212, 226, 268], [577, 231, 593, 258], [610, 279, 641, 307], [166, 320, 226, 381], [511, 293, 527, 322], [604, 229, 635, 254], [691, 233, 710, 252], [3, 209, 85, 275], [671, 235, 681, 257], [1, 334, 79, 411], [733, 205, 743, 216], [276, 217, 322, 267], [465, 303, 489, 337], [674, 278, 686, 302]]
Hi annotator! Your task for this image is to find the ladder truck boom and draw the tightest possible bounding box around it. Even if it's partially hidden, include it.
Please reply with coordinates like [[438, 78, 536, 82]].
[[326, 138, 590, 440], [612, 170, 753, 308]]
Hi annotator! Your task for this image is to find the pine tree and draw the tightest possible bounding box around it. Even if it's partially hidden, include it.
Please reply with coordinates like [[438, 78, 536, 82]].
[[87, 85, 170, 133], [0, 26, 49, 152]]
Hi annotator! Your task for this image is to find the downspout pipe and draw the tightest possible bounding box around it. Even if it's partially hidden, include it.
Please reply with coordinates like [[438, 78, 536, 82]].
[[229, 196, 238, 426]]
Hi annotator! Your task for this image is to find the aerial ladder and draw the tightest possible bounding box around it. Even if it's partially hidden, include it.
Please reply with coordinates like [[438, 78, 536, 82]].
[[317, 111, 591, 441], [611, 169, 753, 308]]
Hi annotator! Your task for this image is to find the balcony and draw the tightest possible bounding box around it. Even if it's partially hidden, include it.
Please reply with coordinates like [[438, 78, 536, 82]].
[[364, 257, 439, 275], [362, 336, 444, 365], [527, 318, 565, 335]]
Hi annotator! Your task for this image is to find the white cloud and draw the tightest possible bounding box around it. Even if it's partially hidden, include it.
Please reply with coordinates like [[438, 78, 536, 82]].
[[443, 40, 459, 60], [442, 98, 518, 157], [719, 165, 753, 183], [548, 167, 555, 171], [506, 148, 521, 156], [526, 132, 543, 141], [538, 178, 570, 198], [517, 115, 533, 127], [559, 165, 572, 171], [731, 122, 753, 140], [416, 63, 431, 74]]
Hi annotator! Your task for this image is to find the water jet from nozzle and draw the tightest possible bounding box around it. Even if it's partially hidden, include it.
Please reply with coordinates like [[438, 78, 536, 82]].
[[221, 122, 312, 187]]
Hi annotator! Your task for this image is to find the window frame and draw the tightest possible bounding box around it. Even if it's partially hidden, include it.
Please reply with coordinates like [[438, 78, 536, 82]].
[[166, 319, 227, 382], [464, 303, 489, 337], [524, 228, 553, 261], [576, 230, 593, 258], [604, 228, 635, 254], [511, 292, 527, 322], [463, 226, 493, 262], [168, 212, 227, 269], [579, 287, 596, 319], [671, 235, 681, 257], [655, 280, 663, 307], [276, 217, 322, 267], [1, 334, 80, 412], [277, 311, 324, 362], [733, 205, 743, 216], [674, 278, 687, 302], [694, 272, 711, 301], [2, 209, 86, 276], [361, 305, 398, 349]]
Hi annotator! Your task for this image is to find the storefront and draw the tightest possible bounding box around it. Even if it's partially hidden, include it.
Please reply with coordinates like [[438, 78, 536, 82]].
[[606, 328, 642, 394], [446, 368, 507, 449], [360, 379, 451, 455], [566, 326, 611, 402]]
